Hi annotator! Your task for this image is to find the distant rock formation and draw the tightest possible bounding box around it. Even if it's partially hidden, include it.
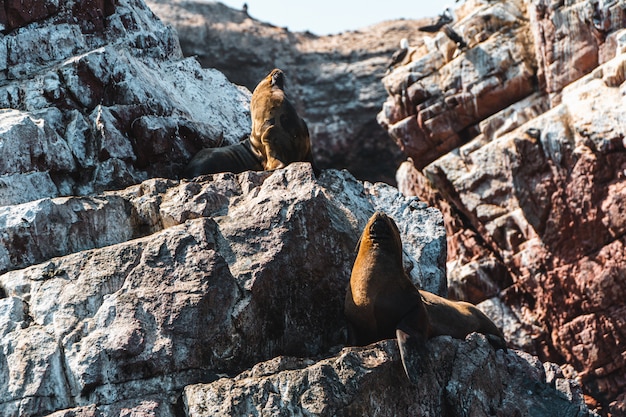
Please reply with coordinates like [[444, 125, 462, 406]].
[[378, 0, 626, 413], [146, 0, 419, 184]]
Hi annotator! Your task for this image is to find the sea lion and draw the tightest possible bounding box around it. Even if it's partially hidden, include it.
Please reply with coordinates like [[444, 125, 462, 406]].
[[183, 68, 316, 178], [249, 68, 315, 172], [345, 211, 506, 381], [182, 138, 263, 178], [344, 211, 431, 381]]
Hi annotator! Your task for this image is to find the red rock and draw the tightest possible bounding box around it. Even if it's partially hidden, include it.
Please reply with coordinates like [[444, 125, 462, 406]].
[[3, 0, 58, 32], [386, 1, 626, 411]]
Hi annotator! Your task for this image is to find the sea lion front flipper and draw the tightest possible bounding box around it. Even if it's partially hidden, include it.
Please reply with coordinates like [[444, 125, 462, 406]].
[[260, 126, 290, 170], [396, 314, 430, 384], [485, 333, 508, 352], [345, 321, 359, 346]]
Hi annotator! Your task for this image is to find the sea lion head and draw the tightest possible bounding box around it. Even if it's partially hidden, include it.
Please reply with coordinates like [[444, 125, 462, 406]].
[[356, 212, 403, 263], [269, 68, 285, 89]]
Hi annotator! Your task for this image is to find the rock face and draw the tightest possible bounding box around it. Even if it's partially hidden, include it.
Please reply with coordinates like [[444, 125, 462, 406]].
[[379, 0, 626, 413], [0, 0, 252, 206], [145, 0, 418, 184]]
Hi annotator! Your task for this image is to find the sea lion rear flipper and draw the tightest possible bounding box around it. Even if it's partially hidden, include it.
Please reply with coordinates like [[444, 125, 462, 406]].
[[396, 316, 430, 384]]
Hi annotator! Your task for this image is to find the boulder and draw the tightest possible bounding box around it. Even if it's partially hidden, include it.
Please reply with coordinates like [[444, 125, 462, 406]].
[[382, 0, 626, 410], [0, 0, 251, 205]]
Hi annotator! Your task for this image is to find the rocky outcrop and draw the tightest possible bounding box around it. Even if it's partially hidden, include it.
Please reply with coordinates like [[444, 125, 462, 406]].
[[0, 0, 609, 415], [379, 0, 626, 413], [0, 0, 251, 206], [378, 0, 539, 170], [145, 0, 419, 184], [0, 163, 451, 416], [185, 336, 594, 417]]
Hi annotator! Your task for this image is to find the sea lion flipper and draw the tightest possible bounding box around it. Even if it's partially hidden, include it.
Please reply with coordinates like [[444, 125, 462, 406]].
[[396, 315, 430, 384], [345, 321, 359, 346], [485, 333, 508, 352]]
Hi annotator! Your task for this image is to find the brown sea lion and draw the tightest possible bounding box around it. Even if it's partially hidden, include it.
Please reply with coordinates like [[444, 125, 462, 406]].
[[344, 211, 431, 381], [345, 211, 506, 381], [182, 138, 263, 178], [182, 68, 316, 178], [249, 68, 315, 171]]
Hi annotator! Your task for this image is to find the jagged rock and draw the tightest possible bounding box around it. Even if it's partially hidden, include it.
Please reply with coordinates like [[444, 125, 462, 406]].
[[0, 0, 615, 415], [377, 0, 537, 171], [184, 335, 596, 417], [424, 57, 626, 413], [529, 0, 625, 103], [145, 0, 419, 184], [0, 164, 447, 416], [0, 0, 251, 205], [382, 0, 626, 411], [0, 195, 135, 274]]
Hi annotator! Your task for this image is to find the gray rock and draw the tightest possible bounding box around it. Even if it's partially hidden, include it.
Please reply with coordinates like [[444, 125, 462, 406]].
[[0, 164, 447, 416], [0, 0, 251, 204], [184, 335, 597, 417]]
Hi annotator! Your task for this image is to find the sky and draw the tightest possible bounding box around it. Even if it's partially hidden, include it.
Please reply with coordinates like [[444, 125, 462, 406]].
[[217, 0, 446, 35]]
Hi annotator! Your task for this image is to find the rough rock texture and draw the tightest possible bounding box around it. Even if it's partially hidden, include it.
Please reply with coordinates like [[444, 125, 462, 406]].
[[378, 0, 539, 171], [0, 163, 448, 416], [185, 336, 594, 417], [381, 0, 626, 413], [0, 0, 251, 206], [0, 0, 609, 415], [145, 0, 420, 184]]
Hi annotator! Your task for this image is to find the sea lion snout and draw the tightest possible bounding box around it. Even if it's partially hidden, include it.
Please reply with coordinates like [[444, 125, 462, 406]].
[[369, 214, 394, 239], [270, 68, 285, 89]]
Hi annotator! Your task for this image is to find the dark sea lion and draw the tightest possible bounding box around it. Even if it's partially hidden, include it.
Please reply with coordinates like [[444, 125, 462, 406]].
[[345, 211, 506, 382], [182, 138, 263, 178], [249, 68, 315, 172]]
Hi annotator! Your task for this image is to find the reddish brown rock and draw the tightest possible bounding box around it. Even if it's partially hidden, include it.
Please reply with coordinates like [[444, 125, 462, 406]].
[[529, 0, 626, 103], [402, 55, 626, 415], [377, 0, 537, 170], [384, 1, 626, 413]]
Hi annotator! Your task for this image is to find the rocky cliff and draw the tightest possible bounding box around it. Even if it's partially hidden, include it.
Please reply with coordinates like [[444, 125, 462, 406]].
[[0, 0, 610, 416], [378, 0, 626, 414]]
